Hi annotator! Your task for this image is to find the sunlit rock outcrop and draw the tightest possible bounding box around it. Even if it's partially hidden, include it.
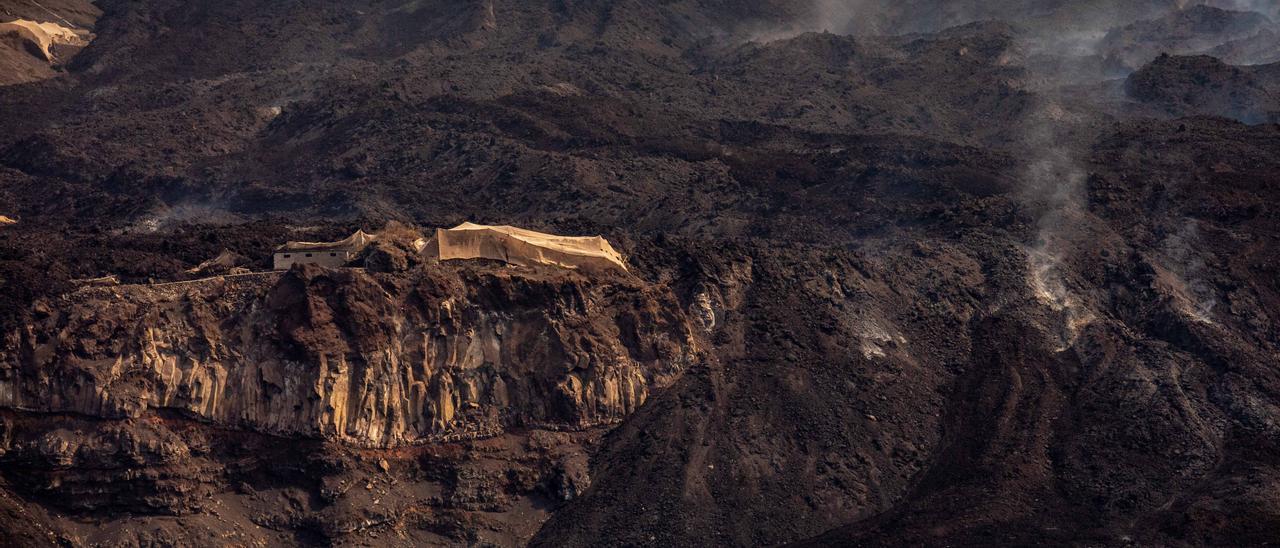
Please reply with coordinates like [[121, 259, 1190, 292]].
[[0, 263, 701, 448]]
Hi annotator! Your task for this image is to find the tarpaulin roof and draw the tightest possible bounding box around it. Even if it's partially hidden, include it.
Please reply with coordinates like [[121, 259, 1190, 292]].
[[276, 230, 376, 252], [427, 223, 627, 272], [0, 19, 87, 62]]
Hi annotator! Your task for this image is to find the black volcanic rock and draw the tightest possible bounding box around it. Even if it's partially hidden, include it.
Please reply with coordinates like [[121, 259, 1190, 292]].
[[1126, 53, 1280, 122], [3, 1, 1280, 547]]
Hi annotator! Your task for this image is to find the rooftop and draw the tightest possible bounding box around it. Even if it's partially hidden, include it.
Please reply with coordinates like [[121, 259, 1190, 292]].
[[275, 230, 376, 253]]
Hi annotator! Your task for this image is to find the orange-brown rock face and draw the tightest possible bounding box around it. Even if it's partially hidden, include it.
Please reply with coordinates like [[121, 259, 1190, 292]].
[[0, 263, 701, 448]]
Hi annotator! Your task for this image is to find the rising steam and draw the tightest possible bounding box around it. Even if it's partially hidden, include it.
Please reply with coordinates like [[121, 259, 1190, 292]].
[[1019, 104, 1097, 352]]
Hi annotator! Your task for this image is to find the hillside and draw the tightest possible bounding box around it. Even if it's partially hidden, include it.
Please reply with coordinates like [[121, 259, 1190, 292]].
[[2, 1, 1280, 546]]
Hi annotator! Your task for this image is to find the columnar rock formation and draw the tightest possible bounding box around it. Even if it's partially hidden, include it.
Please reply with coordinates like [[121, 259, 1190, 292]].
[[0, 264, 701, 448]]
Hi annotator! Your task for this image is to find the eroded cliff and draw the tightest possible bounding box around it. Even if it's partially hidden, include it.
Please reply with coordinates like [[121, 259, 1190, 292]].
[[0, 263, 701, 448]]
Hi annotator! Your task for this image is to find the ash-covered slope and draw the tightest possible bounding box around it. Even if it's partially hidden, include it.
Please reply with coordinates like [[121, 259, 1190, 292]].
[[0, 0, 1034, 229], [2, 0, 1280, 546], [1126, 53, 1280, 121]]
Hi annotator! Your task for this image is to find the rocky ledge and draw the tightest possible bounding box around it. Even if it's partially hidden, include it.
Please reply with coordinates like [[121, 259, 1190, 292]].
[[0, 262, 702, 448]]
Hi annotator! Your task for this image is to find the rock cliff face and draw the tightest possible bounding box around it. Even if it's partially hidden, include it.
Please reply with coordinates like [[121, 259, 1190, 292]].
[[0, 408, 608, 545], [0, 263, 700, 448]]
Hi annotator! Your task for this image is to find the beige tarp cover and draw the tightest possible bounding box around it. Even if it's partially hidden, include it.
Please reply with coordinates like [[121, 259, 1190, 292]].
[[277, 230, 376, 252], [429, 223, 627, 272], [0, 19, 87, 62], [186, 249, 245, 274]]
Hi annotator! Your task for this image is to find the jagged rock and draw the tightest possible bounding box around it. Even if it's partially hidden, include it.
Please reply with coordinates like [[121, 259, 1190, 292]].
[[553, 453, 590, 501], [362, 241, 410, 273], [1, 421, 216, 514], [0, 262, 701, 448]]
